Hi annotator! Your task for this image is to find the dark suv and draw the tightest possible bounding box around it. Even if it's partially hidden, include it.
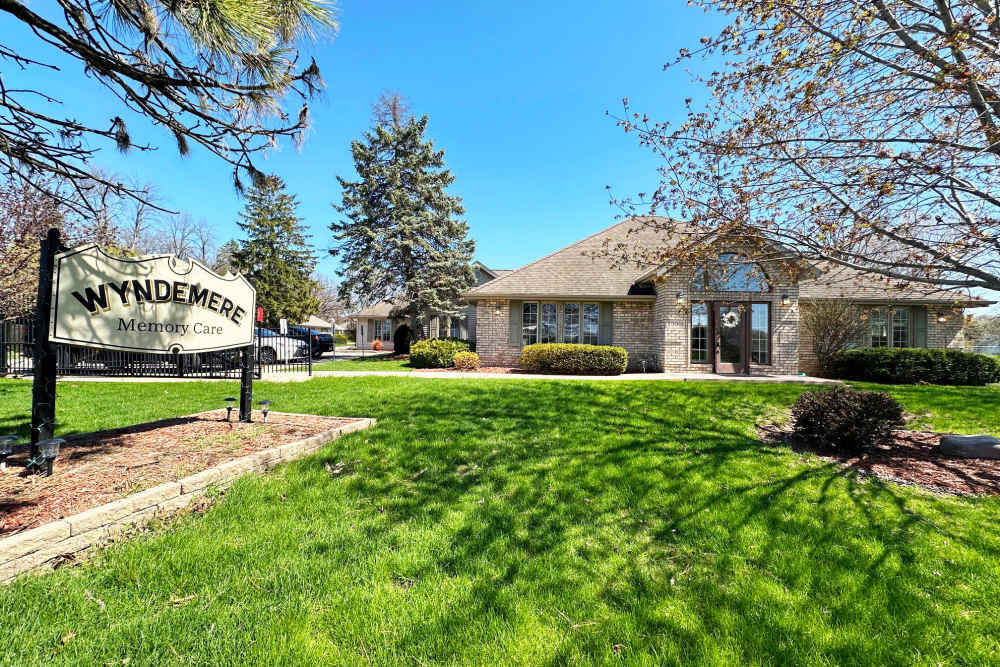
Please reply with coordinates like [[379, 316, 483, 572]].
[[281, 326, 334, 358]]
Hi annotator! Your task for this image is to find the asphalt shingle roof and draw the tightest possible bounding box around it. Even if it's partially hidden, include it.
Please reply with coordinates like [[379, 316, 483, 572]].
[[466, 218, 993, 306], [349, 301, 400, 319], [466, 219, 669, 299], [799, 262, 991, 305]]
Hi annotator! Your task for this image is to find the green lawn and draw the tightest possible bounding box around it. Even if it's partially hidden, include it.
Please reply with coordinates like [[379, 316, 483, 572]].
[[0, 377, 998, 665], [312, 354, 413, 372]]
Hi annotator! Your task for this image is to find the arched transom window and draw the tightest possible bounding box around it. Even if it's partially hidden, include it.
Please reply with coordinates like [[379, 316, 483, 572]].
[[690, 253, 771, 292]]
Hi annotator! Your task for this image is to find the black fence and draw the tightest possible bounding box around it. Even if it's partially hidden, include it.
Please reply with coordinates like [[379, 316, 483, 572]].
[[0, 317, 313, 378]]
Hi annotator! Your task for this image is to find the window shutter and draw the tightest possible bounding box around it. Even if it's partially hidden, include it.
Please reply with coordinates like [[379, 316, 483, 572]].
[[599, 302, 614, 345], [508, 301, 522, 347], [913, 307, 928, 348]]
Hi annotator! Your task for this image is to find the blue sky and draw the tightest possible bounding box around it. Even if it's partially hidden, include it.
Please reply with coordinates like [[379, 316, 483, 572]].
[[4, 1, 721, 278], [8, 2, 997, 313]]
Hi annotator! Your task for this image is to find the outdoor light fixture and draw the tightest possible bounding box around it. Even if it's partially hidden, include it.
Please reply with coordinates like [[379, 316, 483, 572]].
[[676, 292, 685, 305], [936, 312, 948, 323], [258, 399, 272, 422], [0, 435, 17, 470], [494, 304, 503, 316], [781, 292, 791, 306], [224, 397, 237, 422], [31, 438, 63, 477]]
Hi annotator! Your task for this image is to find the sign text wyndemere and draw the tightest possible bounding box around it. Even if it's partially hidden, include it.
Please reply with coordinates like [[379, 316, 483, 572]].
[[50, 245, 256, 353]]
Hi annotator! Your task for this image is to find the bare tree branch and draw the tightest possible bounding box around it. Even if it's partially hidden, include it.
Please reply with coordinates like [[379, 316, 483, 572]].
[[0, 0, 337, 215], [608, 0, 1000, 294]]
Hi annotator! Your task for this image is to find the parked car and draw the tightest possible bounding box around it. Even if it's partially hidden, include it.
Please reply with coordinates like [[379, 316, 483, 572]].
[[282, 325, 334, 358], [256, 329, 309, 364]]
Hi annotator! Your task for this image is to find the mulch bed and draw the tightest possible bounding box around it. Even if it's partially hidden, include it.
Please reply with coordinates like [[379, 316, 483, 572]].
[[761, 425, 1000, 496], [0, 411, 360, 536]]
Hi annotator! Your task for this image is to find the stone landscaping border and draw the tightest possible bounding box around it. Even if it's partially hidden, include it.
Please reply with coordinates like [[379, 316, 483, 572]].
[[0, 413, 375, 583]]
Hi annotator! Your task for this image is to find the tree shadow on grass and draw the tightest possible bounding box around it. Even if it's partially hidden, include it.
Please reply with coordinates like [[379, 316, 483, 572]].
[[4, 378, 997, 665], [286, 380, 1000, 664]]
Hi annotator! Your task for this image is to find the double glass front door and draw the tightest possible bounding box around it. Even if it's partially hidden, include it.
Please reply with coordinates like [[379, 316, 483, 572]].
[[691, 301, 772, 374]]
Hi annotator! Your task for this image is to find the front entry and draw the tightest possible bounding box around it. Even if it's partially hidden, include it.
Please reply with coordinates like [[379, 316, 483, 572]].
[[714, 302, 748, 374], [393, 323, 412, 355]]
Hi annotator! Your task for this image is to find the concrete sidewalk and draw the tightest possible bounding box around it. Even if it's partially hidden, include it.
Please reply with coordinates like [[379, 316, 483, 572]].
[[33, 370, 841, 385], [310, 370, 842, 384]]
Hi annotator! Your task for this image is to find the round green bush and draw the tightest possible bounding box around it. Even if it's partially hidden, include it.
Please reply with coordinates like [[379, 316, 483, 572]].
[[440, 336, 475, 352], [791, 387, 904, 454], [830, 347, 1000, 385], [333, 334, 348, 346], [520, 343, 628, 375], [409, 338, 470, 368], [453, 350, 481, 370]]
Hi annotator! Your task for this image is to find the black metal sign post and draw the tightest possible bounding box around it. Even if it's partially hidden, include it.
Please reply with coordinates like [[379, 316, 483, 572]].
[[30, 228, 61, 457], [239, 344, 253, 422]]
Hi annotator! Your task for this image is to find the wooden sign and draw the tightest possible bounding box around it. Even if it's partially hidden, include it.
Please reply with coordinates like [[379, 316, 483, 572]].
[[49, 245, 256, 354]]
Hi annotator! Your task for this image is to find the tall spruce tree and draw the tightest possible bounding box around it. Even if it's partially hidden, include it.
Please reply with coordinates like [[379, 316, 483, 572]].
[[332, 102, 475, 336], [233, 176, 319, 325]]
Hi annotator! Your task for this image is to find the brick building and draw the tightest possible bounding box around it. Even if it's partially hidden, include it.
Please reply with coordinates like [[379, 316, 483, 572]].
[[351, 263, 510, 351], [464, 218, 991, 374]]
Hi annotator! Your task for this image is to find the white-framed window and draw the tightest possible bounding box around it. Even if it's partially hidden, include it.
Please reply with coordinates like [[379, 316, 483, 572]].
[[892, 309, 909, 347], [563, 303, 580, 343], [449, 318, 462, 339], [751, 302, 770, 364], [870, 308, 909, 347], [870, 309, 888, 347], [582, 303, 599, 345], [374, 319, 392, 341], [690, 302, 709, 363], [522, 302, 538, 346], [540, 303, 557, 343], [524, 302, 602, 346]]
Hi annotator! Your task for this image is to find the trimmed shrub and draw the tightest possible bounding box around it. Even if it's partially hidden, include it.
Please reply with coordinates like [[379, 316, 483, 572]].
[[520, 343, 628, 375], [830, 347, 1000, 385], [791, 387, 904, 454], [333, 334, 348, 346], [453, 350, 481, 370], [440, 336, 475, 352], [409, 338, 470, 368]]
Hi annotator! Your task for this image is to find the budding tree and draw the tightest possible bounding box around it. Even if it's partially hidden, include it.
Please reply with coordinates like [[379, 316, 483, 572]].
[[611, 0, 1000, 295]]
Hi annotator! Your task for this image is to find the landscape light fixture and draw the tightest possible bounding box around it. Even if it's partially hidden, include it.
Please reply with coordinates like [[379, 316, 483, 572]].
[[224, 397, 237, 422], [937, 312, 948, 323], [258, 400, 273, 422], [0, 435, 17, 470], [32, 438, 63, 477]]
